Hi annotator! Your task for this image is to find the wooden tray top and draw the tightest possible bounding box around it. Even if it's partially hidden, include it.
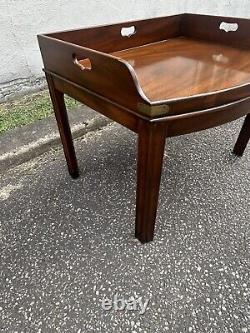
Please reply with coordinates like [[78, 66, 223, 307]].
[[38, 14, 250, 117], [113, 37, 250, 102]]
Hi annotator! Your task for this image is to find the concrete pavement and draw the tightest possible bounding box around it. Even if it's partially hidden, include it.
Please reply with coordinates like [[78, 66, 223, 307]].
[[0, 106, 110, 173]]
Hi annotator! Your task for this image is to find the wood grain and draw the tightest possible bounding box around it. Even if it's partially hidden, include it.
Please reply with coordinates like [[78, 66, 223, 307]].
[[113, 37, 250, 102], [135, 121, 166, 243], [48, 15, 181, 53], [46, 73, 79, 178], [39, 13, 250, 243]]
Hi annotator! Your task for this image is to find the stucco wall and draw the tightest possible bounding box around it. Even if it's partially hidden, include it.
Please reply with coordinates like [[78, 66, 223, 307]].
[[1, 0, 249, 101]]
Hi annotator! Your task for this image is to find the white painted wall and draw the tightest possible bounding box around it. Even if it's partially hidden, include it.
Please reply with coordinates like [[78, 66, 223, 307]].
[[0, 0, 249, 101]]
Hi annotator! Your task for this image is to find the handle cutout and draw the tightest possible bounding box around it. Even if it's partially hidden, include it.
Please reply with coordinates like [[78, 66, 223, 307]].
[[212, 53, 229, 64], [73, 55, 92, 71], [121, 26, 136, 37], [219, 22, 239, 32]]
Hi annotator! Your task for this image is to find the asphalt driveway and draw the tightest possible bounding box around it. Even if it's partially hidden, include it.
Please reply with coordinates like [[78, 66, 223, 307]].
[[0, 119, 249, 332]]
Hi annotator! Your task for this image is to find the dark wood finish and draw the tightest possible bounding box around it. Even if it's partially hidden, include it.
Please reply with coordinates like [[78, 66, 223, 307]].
[[38, 35, 150, 113], [38, 13, 250, 117], [163, 98, 250, 137], [48, 15, 181, 53], [113, 37, 250, 115], [182, 14, 250, 48], [136, 122, 166, 243], [38, 13, 250, 243], [46, 73, 79, 178], [233, 114, 250, 156], [48, 71, 142, 133]]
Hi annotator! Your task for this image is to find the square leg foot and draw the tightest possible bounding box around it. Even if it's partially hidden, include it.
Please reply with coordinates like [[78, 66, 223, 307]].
[[69, 168, 80, 179]]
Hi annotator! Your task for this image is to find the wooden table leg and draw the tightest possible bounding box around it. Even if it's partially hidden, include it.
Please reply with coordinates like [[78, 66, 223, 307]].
[[135, 121, 166, 243], [46, 73, 79, 178], [233, 114, 250, 157]]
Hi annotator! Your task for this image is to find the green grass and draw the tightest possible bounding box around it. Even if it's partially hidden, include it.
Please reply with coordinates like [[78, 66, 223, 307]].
[[0, 90, 80, 135]]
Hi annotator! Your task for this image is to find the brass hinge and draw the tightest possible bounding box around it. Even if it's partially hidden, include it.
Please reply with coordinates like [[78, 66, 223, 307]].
[[137, 103, 170, 117]]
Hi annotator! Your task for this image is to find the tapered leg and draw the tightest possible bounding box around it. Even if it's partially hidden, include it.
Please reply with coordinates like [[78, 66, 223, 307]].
[[233, 114, 250, 157], [135, 122, 166, 243], [46, 73, 79, 178]]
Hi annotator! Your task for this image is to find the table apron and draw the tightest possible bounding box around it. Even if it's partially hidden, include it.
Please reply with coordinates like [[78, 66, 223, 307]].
[[48, 71, 250, 138]]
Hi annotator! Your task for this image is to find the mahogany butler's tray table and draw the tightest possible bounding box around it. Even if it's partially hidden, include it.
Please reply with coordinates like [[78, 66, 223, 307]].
[[38, 14, 250, 243]]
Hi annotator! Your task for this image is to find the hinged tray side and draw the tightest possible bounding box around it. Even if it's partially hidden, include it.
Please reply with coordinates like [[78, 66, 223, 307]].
[[182, 14, 250, 48], [38, 35, 150, 112], [38, 14, 250, 118], [46, 15, 182, 53]]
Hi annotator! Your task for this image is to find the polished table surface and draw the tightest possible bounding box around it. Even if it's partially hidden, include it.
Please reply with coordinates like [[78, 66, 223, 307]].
[[113, 37, 250, 102]]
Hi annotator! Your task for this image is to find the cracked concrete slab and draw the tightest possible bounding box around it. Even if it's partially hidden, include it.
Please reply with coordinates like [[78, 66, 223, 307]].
[[0, 105, 111, 173], [0, 118, 249, 332]]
